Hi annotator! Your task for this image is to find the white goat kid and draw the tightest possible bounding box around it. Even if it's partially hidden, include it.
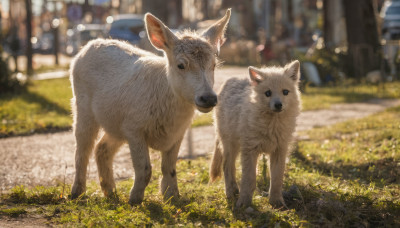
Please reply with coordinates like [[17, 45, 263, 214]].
[[70, 10, 231, 204]]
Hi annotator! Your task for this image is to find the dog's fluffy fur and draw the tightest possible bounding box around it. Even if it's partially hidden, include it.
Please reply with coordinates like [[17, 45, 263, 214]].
[[210, 61, 301, 208]]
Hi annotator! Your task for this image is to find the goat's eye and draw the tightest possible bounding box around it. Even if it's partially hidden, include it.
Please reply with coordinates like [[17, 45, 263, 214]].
[[265, 90, 272, 97], [283, 90, 289, 95], [177, 64, 185, 70]]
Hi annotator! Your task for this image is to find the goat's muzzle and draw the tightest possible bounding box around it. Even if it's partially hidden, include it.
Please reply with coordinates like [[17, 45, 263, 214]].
[[195, 93, 218, 113]]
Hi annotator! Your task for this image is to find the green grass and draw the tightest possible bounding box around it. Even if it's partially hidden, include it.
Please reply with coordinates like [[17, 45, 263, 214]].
[[0, 78, 72, 137], [301, 82, 400, 110], [1, 79, 400, 136], [1, 106, 399, 226], [28, 64, 69, 74]]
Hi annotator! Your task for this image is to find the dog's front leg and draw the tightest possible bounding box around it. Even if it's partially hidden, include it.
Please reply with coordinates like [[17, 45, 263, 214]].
[[236, 150, 259, 208], [268, 146, 288, 208]]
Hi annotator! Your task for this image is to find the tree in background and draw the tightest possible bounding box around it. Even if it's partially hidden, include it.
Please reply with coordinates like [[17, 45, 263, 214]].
[[0, 45, 24, 94], [142, 0, 182, 28], [222, 0, 257, 39], [323, 0, 344, 48], [25, 0, 33, 76], [343, 0, 380, 79]]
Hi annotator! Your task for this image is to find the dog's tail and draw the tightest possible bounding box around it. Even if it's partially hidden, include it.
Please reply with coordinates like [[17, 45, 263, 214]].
[[209, 138, 223, 183]]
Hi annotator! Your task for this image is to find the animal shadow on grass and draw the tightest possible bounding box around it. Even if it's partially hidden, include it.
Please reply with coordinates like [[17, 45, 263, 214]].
[[0, 90, 71, 137], [140, 200, 174, 224], [20, 91, 70, 115], [283, 146, 400, 226], [292, 145, 400, 187], [254, 175, 399, 227], [291, 184, 399, 227], [141, 196, 226, 226], [245, 150, 400, 226]]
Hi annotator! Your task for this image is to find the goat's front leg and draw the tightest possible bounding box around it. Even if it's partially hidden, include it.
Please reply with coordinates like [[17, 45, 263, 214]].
[[160, 139, 182, 201], [126, 135, 152, 205]]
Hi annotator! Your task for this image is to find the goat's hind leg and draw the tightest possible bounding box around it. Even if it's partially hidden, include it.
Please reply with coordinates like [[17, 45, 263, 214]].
[[95, 133, 123, 198], [71, 103, 99, 199]]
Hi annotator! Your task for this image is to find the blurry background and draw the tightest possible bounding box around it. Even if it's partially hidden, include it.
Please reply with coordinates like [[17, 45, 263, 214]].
[[0, 0, 398, 85]]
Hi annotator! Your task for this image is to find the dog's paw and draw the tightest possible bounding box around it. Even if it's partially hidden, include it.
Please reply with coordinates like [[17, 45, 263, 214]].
[[269, 197, 287, 209], [226, 187, 239, 200]]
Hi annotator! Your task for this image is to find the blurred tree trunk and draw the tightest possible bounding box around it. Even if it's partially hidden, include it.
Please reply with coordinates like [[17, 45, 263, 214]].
[[83, 0, 90, 14], [53, 1, 59, 65], [168, 0, 182, 28], [0, 10, 2, 43], [142, 0, 168, 22], [323, 0, 343, 48], [143, 0, 182, 28], [25, 0, 33, 76], [203, 0, 209, 20], [343, 0, 380, 79], [222, 0, 256, 38]]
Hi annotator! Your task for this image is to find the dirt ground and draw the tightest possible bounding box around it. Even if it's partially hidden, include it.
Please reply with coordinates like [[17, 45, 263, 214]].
[[0, 66, 399, 192], [0, 216, 51, 228]]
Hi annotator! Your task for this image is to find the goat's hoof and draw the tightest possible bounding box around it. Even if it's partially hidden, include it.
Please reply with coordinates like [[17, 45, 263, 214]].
[[235, 196, 251, 208], [71, 185, 85, 199], [129, 196, 144, 205]]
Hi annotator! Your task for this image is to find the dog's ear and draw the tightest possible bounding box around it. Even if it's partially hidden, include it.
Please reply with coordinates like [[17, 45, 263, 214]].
[[248, 66, 264, 86], [145, 13, 177, 51], [202, 9, 231, 55], [284, 60, 300, 82]]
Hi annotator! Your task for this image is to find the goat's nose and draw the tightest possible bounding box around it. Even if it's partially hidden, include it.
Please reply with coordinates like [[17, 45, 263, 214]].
[[199, 94, 218, 107], [274, 102, 282, 110]]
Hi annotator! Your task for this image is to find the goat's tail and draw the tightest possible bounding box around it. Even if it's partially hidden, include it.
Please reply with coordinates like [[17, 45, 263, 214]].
[[209, 138, 223, 183]]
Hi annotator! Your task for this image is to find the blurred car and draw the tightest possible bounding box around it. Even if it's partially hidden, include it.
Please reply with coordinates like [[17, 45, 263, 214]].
[[34, 32, 54, 54], [107, 14, 145, 45], [380, 0, 400, 40], [31, 36, 40, 53], [66, 24, 106, 56]]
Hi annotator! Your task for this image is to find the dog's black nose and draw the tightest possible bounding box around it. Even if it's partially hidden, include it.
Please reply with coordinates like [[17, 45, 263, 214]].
[[274, 102, 282, 110]]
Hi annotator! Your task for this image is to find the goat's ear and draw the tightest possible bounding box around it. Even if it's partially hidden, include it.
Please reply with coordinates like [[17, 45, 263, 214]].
[[145, 13, 177, 51], [201, 8, 231, 55], [249, 66, 264, 86], [284, 60, 300, 82]]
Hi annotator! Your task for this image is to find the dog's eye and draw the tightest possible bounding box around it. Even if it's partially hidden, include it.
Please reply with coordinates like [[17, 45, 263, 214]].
[[283, 90, 289, 96], [265, 90, 272, 97], [177, 64, 185, 70]]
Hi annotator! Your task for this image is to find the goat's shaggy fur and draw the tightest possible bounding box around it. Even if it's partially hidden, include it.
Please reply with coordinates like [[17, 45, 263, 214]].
[[210, 61, 301, 208], [70, 10, 231, 204]]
